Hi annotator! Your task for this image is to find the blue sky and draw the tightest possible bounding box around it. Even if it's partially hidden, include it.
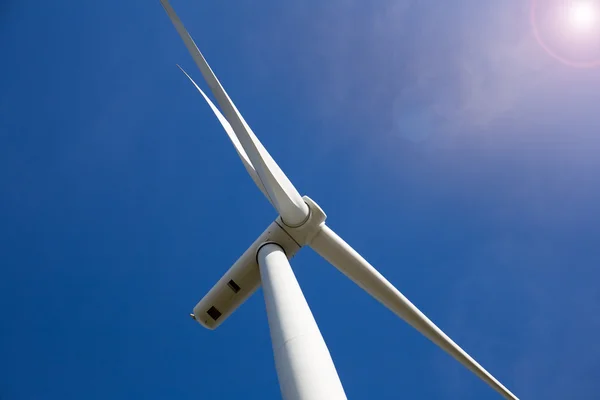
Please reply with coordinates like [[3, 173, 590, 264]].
[[1, 0, 599, 398]]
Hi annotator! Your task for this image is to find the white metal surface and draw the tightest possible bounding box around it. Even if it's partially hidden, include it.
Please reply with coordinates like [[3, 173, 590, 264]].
[[160, 0, 310, 227], [258, 243, 347, 400], [192, 221, 300, 329], [309, 224, 519, 400], [276, 196, 326, 246]]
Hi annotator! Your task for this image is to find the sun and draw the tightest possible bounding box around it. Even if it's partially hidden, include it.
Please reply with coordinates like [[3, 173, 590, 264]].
[[568, 1, 598, 30], [531, 0, 600, 67]]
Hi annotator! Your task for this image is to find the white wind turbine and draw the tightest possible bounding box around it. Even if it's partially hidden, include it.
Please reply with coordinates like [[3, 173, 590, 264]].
[[159, 1, 519, 399]]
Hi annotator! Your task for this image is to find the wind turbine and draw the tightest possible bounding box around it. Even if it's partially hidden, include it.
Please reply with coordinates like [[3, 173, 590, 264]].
[[159, 1, 519, 399]]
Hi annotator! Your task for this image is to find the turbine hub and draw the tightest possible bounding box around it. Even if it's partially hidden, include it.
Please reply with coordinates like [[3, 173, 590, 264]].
[[276, 196, 326, 247]]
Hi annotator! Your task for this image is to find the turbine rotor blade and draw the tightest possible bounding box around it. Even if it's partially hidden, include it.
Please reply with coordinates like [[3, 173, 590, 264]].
[[177, 65, 271, 204], [160, 0, 309, 227], [309, 224, 518, 400]]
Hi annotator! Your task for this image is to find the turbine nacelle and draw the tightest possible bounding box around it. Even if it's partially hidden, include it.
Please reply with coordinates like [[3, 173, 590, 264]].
[[192, 196, 325, 329]]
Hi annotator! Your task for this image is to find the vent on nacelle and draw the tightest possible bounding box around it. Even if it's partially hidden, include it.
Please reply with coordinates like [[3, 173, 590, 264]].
[[227, 279, 241, 293], [207, 306, 222, 321]]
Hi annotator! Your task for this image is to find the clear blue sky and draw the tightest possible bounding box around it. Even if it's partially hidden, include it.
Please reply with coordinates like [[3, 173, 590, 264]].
[[1, 0, 599, 399]]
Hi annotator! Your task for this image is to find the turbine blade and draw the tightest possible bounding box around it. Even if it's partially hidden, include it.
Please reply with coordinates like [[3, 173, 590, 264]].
[[177, 65, 271, 204], [309, 224, 519, 400], [160, 0, 309, 226]]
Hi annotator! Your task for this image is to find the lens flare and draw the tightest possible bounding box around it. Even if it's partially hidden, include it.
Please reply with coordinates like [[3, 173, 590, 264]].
[[531, 0, 600, 68]]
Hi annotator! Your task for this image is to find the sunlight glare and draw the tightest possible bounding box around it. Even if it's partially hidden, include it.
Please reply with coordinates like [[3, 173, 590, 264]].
[[568, 1, 597, 30]]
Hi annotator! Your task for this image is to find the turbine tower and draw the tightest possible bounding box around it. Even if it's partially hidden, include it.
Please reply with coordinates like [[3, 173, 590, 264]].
[[159, 1, 519, 399]]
